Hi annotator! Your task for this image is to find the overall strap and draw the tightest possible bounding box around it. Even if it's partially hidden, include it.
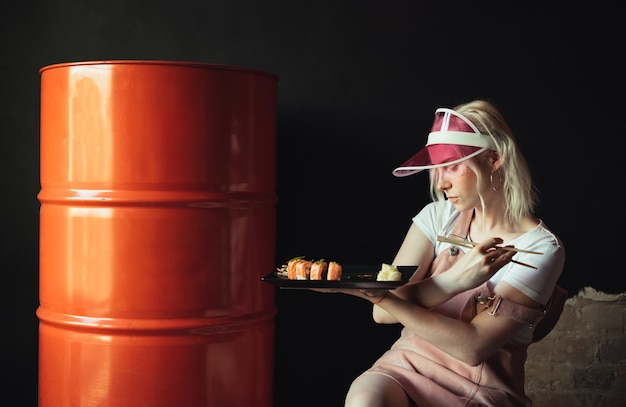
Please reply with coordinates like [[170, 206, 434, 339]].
[[450, 210, 473, 240], [427, 210, 472, 277]]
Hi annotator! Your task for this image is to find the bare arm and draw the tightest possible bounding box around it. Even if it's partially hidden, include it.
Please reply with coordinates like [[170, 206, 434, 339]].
[[333, 272, 541, 364], [371, 223, 433, 323], [372, 280, 541, 365], [390, 223, 435, 277], [311, 223, 541, 364], [373, 224, 517, 323]]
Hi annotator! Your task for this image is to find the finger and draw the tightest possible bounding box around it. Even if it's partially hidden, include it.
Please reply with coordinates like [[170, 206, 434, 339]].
[[490, 250, 517, 269], [476, 237, 504, 253]]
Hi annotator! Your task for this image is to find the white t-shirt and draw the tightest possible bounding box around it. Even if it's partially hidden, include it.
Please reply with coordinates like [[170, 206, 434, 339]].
[[413, 201, 566, 344]]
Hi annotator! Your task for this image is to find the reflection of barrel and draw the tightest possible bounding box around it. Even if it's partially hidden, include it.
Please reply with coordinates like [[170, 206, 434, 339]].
[[38, 61, 278, 406]]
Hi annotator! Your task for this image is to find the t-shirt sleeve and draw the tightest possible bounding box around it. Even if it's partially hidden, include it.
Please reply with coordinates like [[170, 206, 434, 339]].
[[412, 202, 440, 245], [500, 225, 565, 305], [412, 201, 460, 249]]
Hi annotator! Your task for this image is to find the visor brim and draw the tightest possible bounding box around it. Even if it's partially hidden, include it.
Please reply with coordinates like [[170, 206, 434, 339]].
[[392, 146, 487, 177]]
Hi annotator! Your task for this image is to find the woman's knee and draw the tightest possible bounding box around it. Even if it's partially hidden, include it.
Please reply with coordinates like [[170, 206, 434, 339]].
[[344, 373, 412, 407]]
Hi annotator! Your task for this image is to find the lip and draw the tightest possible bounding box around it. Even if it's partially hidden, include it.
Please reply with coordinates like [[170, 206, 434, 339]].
[[447, 196, 459, 203]]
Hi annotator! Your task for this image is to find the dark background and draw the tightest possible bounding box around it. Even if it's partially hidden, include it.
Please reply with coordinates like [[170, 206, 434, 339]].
[[1, 1, 621, 406]]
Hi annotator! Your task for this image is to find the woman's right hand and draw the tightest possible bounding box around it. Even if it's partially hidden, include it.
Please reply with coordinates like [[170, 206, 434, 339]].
[[441, 238, 516, 292]]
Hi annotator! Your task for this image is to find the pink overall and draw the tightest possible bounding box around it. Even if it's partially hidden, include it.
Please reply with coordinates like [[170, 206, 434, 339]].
[[358, 212, 566, 407]]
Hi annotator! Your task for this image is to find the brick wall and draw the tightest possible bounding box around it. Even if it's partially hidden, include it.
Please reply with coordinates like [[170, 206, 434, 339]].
[[525, 288, 626, 407]]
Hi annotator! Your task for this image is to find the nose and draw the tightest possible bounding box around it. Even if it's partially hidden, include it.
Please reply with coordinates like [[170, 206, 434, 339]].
[[435, 169, 450, 191]]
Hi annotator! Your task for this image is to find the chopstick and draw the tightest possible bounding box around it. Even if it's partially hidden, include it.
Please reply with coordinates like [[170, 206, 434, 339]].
[[436, 235, 540, 269], [436, 235, 543, 255], [510, 260, 537, 269]]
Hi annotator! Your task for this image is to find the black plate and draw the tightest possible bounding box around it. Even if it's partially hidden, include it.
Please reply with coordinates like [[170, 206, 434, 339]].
[[261, 265, 417, 289]]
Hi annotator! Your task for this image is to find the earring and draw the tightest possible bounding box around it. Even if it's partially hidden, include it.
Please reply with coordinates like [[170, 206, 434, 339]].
[[490, 170, 502, 191]]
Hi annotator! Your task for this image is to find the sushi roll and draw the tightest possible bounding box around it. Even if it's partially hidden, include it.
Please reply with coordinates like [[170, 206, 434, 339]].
[[310, 260, 328, 280], [295, 259, 312, 280], [327, 261, 342, 281], [287, 257, 305, 280]]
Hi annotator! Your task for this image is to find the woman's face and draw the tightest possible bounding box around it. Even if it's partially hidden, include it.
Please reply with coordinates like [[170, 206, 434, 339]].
[[434, 160, 484, 212]]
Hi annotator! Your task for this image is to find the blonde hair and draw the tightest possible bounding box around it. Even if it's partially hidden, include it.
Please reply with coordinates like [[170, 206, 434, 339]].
[[428, 99, 538, 223]]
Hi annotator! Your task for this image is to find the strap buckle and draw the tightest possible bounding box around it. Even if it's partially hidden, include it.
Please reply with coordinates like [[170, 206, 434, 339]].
[[476, 294, 503, 316]]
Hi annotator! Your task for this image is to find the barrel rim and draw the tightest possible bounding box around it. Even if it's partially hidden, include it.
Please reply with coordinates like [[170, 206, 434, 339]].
[[39, 59, 279, 80]]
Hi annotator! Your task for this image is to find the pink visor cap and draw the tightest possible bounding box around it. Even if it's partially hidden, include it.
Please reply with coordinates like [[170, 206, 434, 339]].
[[392, 108, 497, 177]]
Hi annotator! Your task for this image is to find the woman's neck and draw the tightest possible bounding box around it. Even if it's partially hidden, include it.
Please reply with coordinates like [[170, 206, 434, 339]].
[[469, 207, 537, 243]]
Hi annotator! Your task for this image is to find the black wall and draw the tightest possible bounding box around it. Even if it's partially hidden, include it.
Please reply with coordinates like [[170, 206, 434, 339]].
[[2, 1, 621, 406]]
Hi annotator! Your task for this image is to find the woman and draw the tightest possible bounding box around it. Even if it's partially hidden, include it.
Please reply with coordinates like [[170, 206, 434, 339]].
[[328, 100, 565, 406]]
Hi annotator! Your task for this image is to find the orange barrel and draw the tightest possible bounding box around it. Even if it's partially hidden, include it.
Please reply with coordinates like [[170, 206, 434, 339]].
[[38, 61, 278, 407]]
